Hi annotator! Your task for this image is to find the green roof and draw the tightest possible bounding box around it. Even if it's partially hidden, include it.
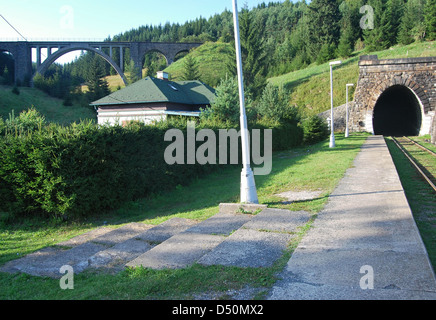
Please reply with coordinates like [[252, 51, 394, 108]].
[[90, 77, 216, 106]]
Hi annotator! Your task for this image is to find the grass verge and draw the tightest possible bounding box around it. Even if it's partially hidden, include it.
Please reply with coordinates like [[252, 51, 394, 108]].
[[0, 133, 368, 299], [0, 85, 96, 125], [385, 137, 436, 270]]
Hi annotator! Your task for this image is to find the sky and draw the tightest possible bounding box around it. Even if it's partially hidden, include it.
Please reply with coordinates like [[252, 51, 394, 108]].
[[0, 0, 288, 41], [1, 0, 289, 63]]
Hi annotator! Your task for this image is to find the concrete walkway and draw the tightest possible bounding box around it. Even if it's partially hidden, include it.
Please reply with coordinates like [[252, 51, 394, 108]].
[[267, 135, 436, 300]]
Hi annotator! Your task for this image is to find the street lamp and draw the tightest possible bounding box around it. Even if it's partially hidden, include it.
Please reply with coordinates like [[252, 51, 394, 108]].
[[329, 60, 342, 148], [232, 0, 259, 204], [345, 83, 354, 138]]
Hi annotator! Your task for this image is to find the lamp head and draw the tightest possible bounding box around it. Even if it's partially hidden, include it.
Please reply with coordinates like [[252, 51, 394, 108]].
[[329, 60, 342, 66], [346, 83, 354, 87]]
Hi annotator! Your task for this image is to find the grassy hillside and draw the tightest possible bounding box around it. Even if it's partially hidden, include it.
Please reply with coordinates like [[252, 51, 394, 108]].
[[268, 41, 436, 117], [164, 41, 233, 87], [0, 86, 96, 125], [7, 41, 432, 125]]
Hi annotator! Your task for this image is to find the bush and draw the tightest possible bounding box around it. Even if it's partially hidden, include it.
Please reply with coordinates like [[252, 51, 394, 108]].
[[300, 115, 329, 145], [4, 108, 46, 133], [0, 115, 227, 220], [0, 105, 307, 221], [253, 117, 303, 151]]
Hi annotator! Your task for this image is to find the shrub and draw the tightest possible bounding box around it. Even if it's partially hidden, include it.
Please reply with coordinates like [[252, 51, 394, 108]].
[[0, 105, 307, 221], [0, 115, 229, 220], [300, 115, 329, 145], [253, 117, 303, 151], [4, 108, 46, 133]]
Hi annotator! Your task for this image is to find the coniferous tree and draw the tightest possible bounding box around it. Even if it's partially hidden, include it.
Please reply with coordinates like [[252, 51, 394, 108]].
[[380, 0, 405, 48], [87, 56, 110, 101], [424, 0, 436, 40], [181, 55, 200, 81], [200, 76, 240, 125], [363, 0, 386, 51], [256, 83, 295, 122], [227, 7, 267, 99], [2, 66, 11, 85], [306, 0, 341, 63], [398, 0, 426, 45]]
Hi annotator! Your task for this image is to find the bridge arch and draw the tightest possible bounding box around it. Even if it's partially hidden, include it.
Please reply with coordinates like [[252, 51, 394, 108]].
[[142, 49, 169, 67], [0, 49, 15, 84], [34, 45, 128, 85]]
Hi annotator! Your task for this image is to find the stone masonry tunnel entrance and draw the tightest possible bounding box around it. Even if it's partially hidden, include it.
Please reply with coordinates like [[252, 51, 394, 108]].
[[373, 85, 422, 137]]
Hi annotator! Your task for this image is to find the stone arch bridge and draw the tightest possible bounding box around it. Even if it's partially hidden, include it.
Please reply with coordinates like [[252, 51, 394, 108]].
[[0, 41, 202, 86], [350, 55, 436, 140]]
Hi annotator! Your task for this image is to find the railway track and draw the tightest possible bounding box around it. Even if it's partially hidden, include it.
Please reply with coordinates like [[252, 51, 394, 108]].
[[391, 136, 436, 193]]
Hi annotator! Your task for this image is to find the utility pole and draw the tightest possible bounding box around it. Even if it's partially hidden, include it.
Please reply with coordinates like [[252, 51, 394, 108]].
[[232, 0, 259, 204], [345, 83, 354, 138], [329, 60, 342, 148]]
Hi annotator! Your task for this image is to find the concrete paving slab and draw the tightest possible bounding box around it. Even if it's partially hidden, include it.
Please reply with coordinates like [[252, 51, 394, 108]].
[[243, 208, 310, 233], [1, 246, 63, 275], [282, 247, 436, 291], [275, 190, 323, 204], [88, 238, 154, 270], [136, 218, 198, 243], [88, 218, 199, 270], [91, 222, 153, 246], [219, 203, 267, 214], [297, 223, 425, 253], [126, 232, 225, 270], [268, 281, 436, 300], [55, 227, 112, 248], [186, 212, 253, 236], [2, 242, 107, 278], [198, 228, 292, 268], [267, 136, 436, 300]]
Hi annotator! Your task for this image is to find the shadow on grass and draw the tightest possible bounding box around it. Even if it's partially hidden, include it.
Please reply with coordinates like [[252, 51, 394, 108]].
[[1, 133, 370, 234]]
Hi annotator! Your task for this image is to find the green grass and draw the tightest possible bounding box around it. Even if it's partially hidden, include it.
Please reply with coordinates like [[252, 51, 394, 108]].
[[412, 135, 436, 154], [385, 137, 436, 270], [164, 41, 233, 87], [0, 85, 96, 125], [268, 41, 436, 116], [0, 133, 369, 300]]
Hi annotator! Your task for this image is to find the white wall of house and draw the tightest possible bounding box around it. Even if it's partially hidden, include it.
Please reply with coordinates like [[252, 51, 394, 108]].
[[97, 109, 167, 126]]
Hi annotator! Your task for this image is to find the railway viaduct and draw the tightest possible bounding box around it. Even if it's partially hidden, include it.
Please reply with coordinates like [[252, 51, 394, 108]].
[[0, 41, 202, 86], [350, 55, 436, 141]]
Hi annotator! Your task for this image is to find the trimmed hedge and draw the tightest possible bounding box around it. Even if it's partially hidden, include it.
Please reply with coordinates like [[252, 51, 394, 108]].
[[0, 110, 304, 220]]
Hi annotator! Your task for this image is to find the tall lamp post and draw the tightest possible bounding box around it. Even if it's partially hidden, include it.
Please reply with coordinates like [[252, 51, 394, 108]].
[[345, 83, 354, 138], [329, 60, 342, 148], [232, 0, 259, 204]]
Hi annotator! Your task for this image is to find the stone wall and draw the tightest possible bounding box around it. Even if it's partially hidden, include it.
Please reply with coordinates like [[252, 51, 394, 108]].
[[318, 102, 354, 132]]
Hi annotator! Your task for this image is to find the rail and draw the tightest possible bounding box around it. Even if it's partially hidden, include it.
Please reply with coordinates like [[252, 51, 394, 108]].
[[391, 137, 436, 193]]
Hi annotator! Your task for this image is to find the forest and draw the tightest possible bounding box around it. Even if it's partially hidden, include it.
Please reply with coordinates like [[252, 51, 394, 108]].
[[0, 0, 435, 105]]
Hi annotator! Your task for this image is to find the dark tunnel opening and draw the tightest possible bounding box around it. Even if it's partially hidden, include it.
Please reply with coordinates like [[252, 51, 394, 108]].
[[373, 85, 422, 136]]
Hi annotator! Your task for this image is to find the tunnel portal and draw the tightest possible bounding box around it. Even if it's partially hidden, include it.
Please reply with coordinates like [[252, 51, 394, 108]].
[[372, 85, 422, 137]]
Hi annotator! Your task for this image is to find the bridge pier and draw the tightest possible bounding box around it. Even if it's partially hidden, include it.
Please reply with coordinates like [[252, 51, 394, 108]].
[[120, 46, 124, 72], [36, 46, 41, 67]]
